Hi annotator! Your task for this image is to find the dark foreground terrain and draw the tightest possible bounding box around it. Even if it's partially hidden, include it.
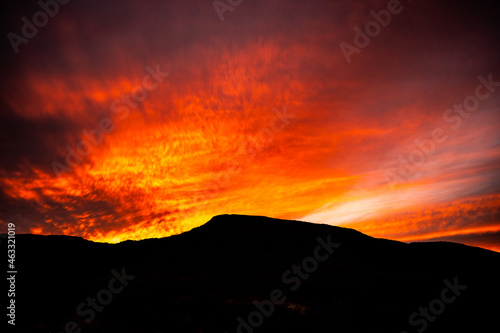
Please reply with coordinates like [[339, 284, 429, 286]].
[[6, 214, 500, 332]]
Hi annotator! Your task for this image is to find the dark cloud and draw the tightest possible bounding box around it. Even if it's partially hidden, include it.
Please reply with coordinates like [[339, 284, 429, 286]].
[[417, 231, 500, 252]]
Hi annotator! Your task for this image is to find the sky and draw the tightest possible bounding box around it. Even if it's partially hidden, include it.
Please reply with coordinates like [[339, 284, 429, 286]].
[[0, 0, 499, 251]]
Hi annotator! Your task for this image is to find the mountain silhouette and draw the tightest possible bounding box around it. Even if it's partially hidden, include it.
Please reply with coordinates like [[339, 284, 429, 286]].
[[9, 214, 500, 332]]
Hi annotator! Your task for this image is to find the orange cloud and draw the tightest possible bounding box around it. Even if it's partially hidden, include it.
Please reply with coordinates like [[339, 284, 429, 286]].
[[1, 0, 499, 252]]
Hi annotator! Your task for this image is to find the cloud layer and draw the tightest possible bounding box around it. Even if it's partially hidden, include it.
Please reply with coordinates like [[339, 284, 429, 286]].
[[0, 0, 499, 250]]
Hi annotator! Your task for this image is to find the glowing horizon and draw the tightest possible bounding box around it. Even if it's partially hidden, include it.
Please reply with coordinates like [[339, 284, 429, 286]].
[[1, 0, 499, 252]]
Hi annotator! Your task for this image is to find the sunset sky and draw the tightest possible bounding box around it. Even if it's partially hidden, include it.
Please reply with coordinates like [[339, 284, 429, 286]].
[[1, 0, 499, 251]]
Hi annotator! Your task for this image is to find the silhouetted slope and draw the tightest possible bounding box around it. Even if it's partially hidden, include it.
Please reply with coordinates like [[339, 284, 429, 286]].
[[8, 214, 500, 333]]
